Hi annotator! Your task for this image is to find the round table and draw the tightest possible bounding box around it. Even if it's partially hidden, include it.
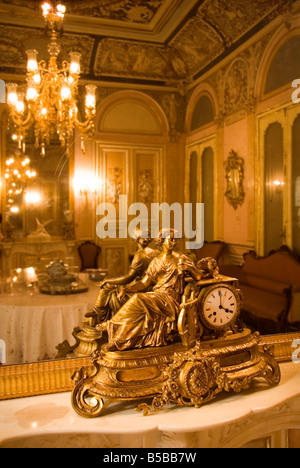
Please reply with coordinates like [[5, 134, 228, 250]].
[[0, 279, 100, 364]]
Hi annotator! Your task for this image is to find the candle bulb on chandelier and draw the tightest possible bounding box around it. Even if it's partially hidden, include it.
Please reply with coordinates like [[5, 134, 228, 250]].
[[26, 83, 38, 102], [56, 3, 66, 19], [26, 50, 38, 73], [85, 85, 96, 110], [15, 98, 25, 114], [6, 83, 18, 107], [70, 52, 81, 75], [41, 2, 51, 17], [33, 72, 41, 86], [61, 84, 71, 101]]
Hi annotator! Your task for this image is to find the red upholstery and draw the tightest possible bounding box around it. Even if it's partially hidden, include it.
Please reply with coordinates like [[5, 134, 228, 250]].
[[220, 246, 299, 334]]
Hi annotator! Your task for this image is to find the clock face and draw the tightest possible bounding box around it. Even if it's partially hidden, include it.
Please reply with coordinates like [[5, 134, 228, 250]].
[[199, 284, 240, 330]]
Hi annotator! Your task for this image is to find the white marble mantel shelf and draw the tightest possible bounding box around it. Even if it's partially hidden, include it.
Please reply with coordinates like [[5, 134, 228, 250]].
[[0, 362, 299, 448]]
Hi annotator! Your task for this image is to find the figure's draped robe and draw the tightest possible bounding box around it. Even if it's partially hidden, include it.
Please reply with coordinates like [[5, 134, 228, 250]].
[[107, 254, 192, 350], [94, 247, 159, 322]]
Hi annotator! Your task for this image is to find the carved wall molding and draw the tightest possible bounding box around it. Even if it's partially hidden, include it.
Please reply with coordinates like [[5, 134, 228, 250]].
[[224, 59, 249, 116], [137, 169, 154, 204], [106, 167, 123, 204], [96, 89, 170, 137], [193, 24, 279, 126]]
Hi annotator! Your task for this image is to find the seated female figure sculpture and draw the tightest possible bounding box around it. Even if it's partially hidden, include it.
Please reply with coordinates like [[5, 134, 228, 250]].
[[90, 229, 160, 323], [97, 229, 202, 351]]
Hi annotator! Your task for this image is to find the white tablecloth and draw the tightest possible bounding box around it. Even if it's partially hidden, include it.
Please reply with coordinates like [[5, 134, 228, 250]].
[[0, 281, 100, 364]]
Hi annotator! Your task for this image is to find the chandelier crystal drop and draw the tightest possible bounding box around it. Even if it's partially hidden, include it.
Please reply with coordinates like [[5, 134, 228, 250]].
[[6, 2, 96, 155]]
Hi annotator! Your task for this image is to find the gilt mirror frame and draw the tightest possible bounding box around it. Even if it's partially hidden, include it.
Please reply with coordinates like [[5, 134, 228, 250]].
[[225, 149, 245, 210], [0, 332, 300, 400], [1, 108, 300, 400], [1, 142, 300, 400]]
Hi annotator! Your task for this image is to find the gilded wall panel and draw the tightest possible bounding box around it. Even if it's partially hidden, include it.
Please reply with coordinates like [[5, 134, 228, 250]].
[[104, 150, 127, 211], [136, 153, 156, 206]]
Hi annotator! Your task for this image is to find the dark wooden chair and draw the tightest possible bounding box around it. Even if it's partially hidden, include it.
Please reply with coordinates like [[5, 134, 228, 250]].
[[77, 241, 101, 272]]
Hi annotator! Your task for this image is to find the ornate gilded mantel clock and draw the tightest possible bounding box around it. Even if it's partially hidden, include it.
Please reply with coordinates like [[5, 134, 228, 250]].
[[71, 251, 281, 418]]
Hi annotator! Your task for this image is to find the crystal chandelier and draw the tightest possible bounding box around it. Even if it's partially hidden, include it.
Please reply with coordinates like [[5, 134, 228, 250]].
[[6, 2, 96, 156]]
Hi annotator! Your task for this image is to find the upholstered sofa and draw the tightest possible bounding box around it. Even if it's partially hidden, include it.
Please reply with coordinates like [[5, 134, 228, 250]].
[[220, 246, 300, 334]]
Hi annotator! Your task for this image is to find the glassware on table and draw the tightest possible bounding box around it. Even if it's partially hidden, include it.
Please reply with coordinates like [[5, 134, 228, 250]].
[[10, 267, 38, 295]]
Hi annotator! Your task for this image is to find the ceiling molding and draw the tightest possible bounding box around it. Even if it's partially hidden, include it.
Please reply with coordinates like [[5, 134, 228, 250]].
[[0, 0, 296, 90]]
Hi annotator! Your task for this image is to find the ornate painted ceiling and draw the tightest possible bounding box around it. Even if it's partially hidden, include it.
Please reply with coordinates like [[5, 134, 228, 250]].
[[0, 0, 295, 89]]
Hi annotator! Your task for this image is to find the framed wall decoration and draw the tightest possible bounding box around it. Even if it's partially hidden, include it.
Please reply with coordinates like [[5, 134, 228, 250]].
[[225, 150, 245, 210]]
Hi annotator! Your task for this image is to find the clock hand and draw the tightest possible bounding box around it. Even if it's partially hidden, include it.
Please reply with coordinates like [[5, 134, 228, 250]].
[[218, 290, 223, 307]]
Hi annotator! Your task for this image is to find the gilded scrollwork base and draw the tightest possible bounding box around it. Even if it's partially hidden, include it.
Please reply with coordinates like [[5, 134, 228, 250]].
[[71, 344, 182, 418], [138, 331, 281, 415], [71, 330, 281, 418]]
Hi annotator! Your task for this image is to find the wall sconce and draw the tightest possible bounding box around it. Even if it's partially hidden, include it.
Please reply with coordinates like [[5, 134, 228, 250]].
[[272, 180, 284, 192], [24, 190, 42, 205], [73, 173, 101, 202], [266, 179, 284, 203], [79, 186, 99, 199], [10, 205, 20, 214]]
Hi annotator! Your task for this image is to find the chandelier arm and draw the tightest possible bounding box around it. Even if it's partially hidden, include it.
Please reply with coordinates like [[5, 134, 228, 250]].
[[9, 109, 33, 133], [74, 111, 95, 128]]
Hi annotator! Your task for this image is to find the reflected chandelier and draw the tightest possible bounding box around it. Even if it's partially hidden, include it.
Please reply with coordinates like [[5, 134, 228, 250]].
[[5, 150, 37, 211], [6, 2, 96, 155]]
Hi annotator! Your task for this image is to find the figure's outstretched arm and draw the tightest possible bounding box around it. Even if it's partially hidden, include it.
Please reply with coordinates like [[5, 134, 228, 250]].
[[185, 264, 202, 282], [177, 255, 202, 282], [118, 274, 153, 300], [100, 268, 138, 289]]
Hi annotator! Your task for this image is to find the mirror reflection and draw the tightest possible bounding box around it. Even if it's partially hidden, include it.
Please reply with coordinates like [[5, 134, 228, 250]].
[[5, 129, 70, 240], [0, 128, 87, 365], [0, 0, 300, 385]]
